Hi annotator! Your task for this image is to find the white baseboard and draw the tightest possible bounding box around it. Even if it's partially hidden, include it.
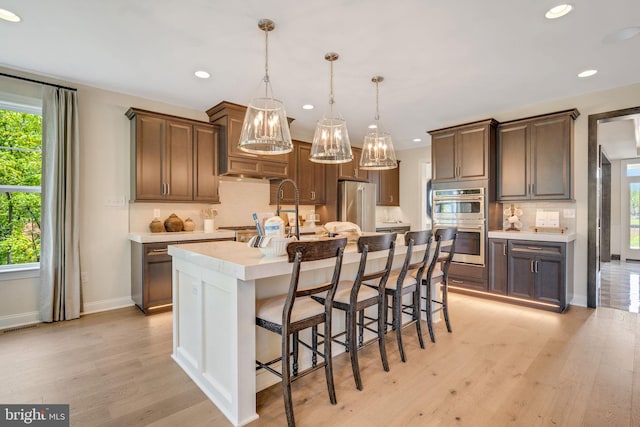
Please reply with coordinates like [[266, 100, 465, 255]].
[[570, 294, 587, 307], [81, 297, 135, 315], [0, 311, 40, 331]]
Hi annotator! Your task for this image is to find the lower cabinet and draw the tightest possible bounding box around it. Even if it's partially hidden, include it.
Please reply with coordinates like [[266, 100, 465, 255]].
[[131, 238, 233, 315], [489, 238, 568, 311]]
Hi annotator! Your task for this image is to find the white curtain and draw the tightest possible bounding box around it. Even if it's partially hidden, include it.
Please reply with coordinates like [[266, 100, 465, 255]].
[[39, 87, 81, 322]]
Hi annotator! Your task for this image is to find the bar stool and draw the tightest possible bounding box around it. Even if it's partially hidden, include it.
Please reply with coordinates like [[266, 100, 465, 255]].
[[255, 237, 348, 427], [422, 227, 457, 343], [316, 233, 396, 391], [383, 230, 433, 362]]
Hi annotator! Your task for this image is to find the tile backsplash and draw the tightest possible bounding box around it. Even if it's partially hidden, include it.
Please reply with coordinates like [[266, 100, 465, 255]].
[[500, 201, 577, 233], [129, 179, 316, 233]]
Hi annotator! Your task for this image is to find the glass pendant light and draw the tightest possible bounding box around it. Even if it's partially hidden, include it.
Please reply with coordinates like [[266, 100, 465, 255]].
[[238, 19, 293, 155], [360, 76, 398, 170], [310, 52, 353, 164]]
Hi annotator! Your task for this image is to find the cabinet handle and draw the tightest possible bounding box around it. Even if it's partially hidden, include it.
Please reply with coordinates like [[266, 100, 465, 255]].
[[280, 189, 283, 199], [161, 183, 165, 195], [450, 279, 464, 284], [530, 260, 534, 273], [503, 245, 506, 256], [535, 260, 539, 273], [527, 246, 543, 251], [354, 168, 358, 176], [149, 249, 168, 254], [166, 183, 170, 195]]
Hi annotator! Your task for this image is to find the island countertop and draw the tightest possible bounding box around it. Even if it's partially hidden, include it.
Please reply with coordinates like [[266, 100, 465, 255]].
[[128, 230, 235, 243], [167, 238, 412, 282]]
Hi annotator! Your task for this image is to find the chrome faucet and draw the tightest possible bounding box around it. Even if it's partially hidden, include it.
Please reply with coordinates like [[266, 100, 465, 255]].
[[276, 178, 300, 240]]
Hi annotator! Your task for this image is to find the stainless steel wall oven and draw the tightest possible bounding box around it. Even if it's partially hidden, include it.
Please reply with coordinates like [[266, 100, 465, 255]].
[[432, 188, 485, 266]]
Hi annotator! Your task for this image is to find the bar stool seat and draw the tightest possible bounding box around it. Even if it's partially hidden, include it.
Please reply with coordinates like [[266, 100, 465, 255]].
[[333, 280, 379, 305], [256, 295, 326, 326]]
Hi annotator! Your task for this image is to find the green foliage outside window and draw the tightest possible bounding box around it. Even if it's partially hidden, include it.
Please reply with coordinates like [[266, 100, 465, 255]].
[[0, 109, 42, 265]]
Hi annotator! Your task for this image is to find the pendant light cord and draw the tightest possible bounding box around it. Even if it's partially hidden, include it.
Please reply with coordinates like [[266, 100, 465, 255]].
[[263, 28, 270, 97], [374, 80, 380, 133], [329, 59, 335, 116]]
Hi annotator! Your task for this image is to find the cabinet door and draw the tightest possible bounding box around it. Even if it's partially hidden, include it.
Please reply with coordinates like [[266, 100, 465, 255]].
[[144, 243, 173, 309], [164, 120, 193, 201], [458, 126, 487, 180], [135, 114, 165, 200], [508, 251, 535, 299], [534, 255, 564, 305], [497, 123, 529, 201], [488, 239, 508, 294], [431, 131, 457, 182], [338, 147, 367, 181], [297, 143, 325, 204], [372, 163, 400, 206], [530, 116, 571, 200], [193, 124, 220, 203]]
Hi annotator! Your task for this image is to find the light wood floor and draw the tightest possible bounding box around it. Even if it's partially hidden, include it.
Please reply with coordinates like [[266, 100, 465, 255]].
[[1, 294, 638, 427]]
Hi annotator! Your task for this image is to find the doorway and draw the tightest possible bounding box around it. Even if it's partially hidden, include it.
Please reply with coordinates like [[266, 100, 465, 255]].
[[588, 106, 640, 308]]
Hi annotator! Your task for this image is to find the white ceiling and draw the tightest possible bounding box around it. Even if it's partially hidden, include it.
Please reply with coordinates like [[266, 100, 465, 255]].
[[1, 0, 639, 150], [599, 118, 640, 160]]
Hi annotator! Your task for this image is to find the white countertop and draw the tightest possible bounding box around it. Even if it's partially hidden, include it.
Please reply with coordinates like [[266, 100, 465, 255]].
[[488, 230, 577, 243], [168, 237, 412, 281], [128, 230, 235, 243]]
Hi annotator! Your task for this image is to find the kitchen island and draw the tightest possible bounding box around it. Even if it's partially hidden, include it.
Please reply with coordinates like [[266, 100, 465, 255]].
[[168, 238, 431, 427]]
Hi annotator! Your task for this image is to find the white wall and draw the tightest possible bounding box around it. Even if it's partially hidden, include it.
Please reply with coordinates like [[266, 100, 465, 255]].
[[395, 82, 640, 307], [396, 147, 431, 229]]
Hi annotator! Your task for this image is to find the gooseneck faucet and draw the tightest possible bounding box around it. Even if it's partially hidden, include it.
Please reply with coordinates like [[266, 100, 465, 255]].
[[276, 179, 300, 240]]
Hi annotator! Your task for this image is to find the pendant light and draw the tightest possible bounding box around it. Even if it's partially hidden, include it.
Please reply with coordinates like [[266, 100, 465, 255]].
[[310, 52, 353, 164], [360, 76, 398, 170], [238, 19, 293, 155]]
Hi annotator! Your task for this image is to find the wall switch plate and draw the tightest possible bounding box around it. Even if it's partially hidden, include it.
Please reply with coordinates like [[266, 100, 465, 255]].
[[104, 196, 126, 207], [563, 208, 576, 218], [153, 209, 161, 219]]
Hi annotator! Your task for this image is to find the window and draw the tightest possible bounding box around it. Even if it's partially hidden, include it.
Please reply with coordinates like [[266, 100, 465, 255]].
[[0, 106, 42, 270]]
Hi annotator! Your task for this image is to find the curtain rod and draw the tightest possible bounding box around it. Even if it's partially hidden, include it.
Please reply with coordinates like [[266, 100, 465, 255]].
[[0, 72, 77, 92]]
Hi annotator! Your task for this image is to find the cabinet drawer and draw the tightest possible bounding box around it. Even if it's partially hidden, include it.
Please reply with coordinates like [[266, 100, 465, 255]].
[[261, 160, 288, 178], [144, 242, 173, 261], [509, 240, 564, 256]]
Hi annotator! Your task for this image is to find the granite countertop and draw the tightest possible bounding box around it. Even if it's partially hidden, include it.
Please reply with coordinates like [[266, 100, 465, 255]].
[[488, 230, 577, 243], [128, 230, 236, 243]]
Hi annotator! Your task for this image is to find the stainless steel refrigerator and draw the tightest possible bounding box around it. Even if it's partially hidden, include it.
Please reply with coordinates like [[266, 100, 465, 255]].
[[338, 181, 377, 232]]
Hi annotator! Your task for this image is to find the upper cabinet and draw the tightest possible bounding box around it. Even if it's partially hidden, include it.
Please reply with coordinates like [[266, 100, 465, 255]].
[[338, 147, 368, 181], [429, 119, 497, 183], [270, 140, 325, 205], [369, 161, 400, 206], [206, 101, 292, 179], [497, 109, 579, 201], [127, 108, 220, 203]]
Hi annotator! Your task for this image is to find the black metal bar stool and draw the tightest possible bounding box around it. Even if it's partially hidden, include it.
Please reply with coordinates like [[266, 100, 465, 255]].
[[422, 227, 457, 343], [383, 230, 433, 362], [255, 237, 348, 427], [316, 233, 396, 391]]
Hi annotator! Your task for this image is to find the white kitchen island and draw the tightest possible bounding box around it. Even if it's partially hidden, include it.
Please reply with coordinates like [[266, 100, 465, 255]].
[[168, 238, 430, 427]]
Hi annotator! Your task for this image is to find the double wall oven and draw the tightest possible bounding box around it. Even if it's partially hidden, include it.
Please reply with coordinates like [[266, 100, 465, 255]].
[[432, 188, 485, 266]]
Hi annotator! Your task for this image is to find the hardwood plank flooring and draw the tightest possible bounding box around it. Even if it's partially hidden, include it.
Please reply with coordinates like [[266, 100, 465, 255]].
[[0, 294, 637, 426]]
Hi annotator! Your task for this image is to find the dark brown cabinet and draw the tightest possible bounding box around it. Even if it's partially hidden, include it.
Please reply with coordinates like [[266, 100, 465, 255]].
[[338, 147, 368, 181], [488, 238, 508, 294], [270, 140, 325, 205], [488, 238, 568, 311], [206, 101, 291, 179], [127, 108, 220, 203], [497, 109, 579, 201], [369, 161, 400, 206], [429, 119, 497, 183], [131, 238, 233, 315]]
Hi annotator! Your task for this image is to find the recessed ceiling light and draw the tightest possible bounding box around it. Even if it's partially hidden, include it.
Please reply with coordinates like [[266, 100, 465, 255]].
[[602, 26, 640, 44], [412, 138, 422, 142], [302, 104, 314, 110], [577, 69, 598, 78], [194, 70, 210, 79], [545, 4, 573, 19], [368, 124, 377, 129], [0, 8, 21, 22]]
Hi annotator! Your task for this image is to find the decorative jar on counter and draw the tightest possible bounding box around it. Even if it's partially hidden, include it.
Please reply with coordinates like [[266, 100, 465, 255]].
[[164, 213, 184, 232], [149, 218, 164, 233], [183, 217, 196, 232]]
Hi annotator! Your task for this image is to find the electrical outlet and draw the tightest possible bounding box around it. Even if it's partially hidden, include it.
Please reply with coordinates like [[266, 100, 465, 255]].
[[153, 209, 161, 219], [563, 208, 576, 218]]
